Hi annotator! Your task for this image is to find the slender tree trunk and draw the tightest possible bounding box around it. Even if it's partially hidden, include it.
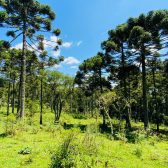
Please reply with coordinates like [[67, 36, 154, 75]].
[[40, 78, 43, 125], [99, 69, 105, 127], [122, 45, 131, 129], [135, 98, 138, 122], [7, 72, 11, 116], [166, 92, 168, 116], [12, 76, 15, 114], [153, 61, 159, 131], [104, 108, 113, 135], [21, 21, 27, 119], [92, 90, 94, 117], [84, 97, 85, 116], [1, 97, 2, 111], [17, 73, 21, 118], [70, 88, 72, 113], [51, 94, 53, 112], [142, 51, 149, 129], [58, 95, 63, 120]]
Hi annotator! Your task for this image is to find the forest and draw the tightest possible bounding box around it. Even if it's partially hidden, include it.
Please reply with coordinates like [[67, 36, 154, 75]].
[[0, 0, 168, 168]]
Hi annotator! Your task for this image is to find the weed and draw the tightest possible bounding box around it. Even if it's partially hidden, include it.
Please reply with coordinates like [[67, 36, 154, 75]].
[[20, 155, 33, 165], [115, 132, 128, 143], [50, 129, 80, 168], [134, 145, 143, 157]]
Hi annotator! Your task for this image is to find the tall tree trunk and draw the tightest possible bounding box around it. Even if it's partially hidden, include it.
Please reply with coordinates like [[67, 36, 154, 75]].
[[166, 93, 168, 116], [7, 72, 11, 116], [153, 59, 159, 131], [40, 78, 43, 125], [91, 91, 94, 117], [17, 73, 21, 118], [70, 90, 72, 113], [12, 76, 15, 114], [122, 45, 131, 129], [142, 51, 149, 129], [21, 22, 27, 119], [1, 97, 2, 111], [99, 69, 105, 127], [51, 94, 53, 112]]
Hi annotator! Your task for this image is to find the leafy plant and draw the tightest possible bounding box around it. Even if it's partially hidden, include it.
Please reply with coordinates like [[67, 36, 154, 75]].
[[134, 145, 143, 157], [50, 129, 79, 168], [18, 146, 33, 155]]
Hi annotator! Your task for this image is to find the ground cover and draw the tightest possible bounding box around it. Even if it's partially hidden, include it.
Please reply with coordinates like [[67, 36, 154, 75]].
[[0, 108, 168, 168]]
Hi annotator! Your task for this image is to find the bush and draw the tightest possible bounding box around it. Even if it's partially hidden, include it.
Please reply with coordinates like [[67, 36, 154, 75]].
[[50, 129, 80, 168], [4, 114, 16, 137]]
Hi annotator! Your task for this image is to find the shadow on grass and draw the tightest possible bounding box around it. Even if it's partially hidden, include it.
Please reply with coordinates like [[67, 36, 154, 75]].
[[0, 133, 7, 138], [71, 114, 87, 120], [61, 121, 168, 142], [0, 111, 6, 117], [64, 123, 86, 132]]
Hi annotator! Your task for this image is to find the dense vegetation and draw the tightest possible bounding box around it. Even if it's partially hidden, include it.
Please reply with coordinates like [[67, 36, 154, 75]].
[[0, 0, 168, 167]]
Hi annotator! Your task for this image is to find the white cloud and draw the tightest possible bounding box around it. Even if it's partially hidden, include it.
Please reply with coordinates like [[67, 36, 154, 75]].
[[134, 62, 141, 67], [51, 50, 61, 57], [12, 43, 23, 49], [76, 41, 82, 46], [12, 36, 72, 58], [64, 57, 80, 64], [70, 66, 78, 69], [62, 42, 72, 48], [53, 64, 62, 68], [112, 84, 117, 88]]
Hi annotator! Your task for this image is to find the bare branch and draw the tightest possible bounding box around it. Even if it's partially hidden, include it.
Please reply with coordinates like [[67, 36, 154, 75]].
[[10, 32, 23, 44]]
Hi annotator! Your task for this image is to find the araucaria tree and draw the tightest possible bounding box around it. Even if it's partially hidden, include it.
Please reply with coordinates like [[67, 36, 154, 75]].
[[0, 0, 63, 118]]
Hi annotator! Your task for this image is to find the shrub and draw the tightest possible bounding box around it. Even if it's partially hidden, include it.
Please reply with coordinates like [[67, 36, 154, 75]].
[[4, 114, 16, 137], [50, 129, 79, 168]]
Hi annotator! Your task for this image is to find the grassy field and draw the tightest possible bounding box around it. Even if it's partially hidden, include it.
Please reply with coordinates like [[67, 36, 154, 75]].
[[0, 108, 168, 168]]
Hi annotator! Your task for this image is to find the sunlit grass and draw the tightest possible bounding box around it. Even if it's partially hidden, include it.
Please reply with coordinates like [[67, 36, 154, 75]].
[[0, 107, 168, 168]]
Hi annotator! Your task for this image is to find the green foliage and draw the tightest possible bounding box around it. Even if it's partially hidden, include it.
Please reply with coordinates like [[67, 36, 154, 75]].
[[53, 28, 61, 36], [4, 114, 16, 137], [134, 145, 143, 157], [164, 116, 168, 125], [18, 146, 33, 155], [50, 129, 79, 168]]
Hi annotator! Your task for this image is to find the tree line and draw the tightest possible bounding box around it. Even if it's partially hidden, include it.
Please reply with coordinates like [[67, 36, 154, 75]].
[[0, 1, 168, 132], [75, 9, 168, 131]]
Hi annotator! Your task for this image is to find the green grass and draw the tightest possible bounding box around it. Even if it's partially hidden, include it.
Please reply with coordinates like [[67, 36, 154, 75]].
[[0, 108, 168, 168]]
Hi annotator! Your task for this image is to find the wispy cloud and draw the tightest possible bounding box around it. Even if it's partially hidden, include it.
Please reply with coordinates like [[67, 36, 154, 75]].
[[12, 36, 73, 58], [70, 66, 78, 68], [101, 32, 106, 35], [62, 42, 73, 48], [76, 41, 82, 46], [101, 30, 108, 35], [64, 57, 80, 64]]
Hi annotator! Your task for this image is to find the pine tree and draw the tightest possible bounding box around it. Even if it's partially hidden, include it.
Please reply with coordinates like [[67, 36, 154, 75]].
[[0, 0, 63, 118]]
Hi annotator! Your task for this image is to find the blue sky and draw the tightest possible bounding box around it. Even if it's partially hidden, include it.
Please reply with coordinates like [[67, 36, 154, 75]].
[[1, 0, 168, 76]]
